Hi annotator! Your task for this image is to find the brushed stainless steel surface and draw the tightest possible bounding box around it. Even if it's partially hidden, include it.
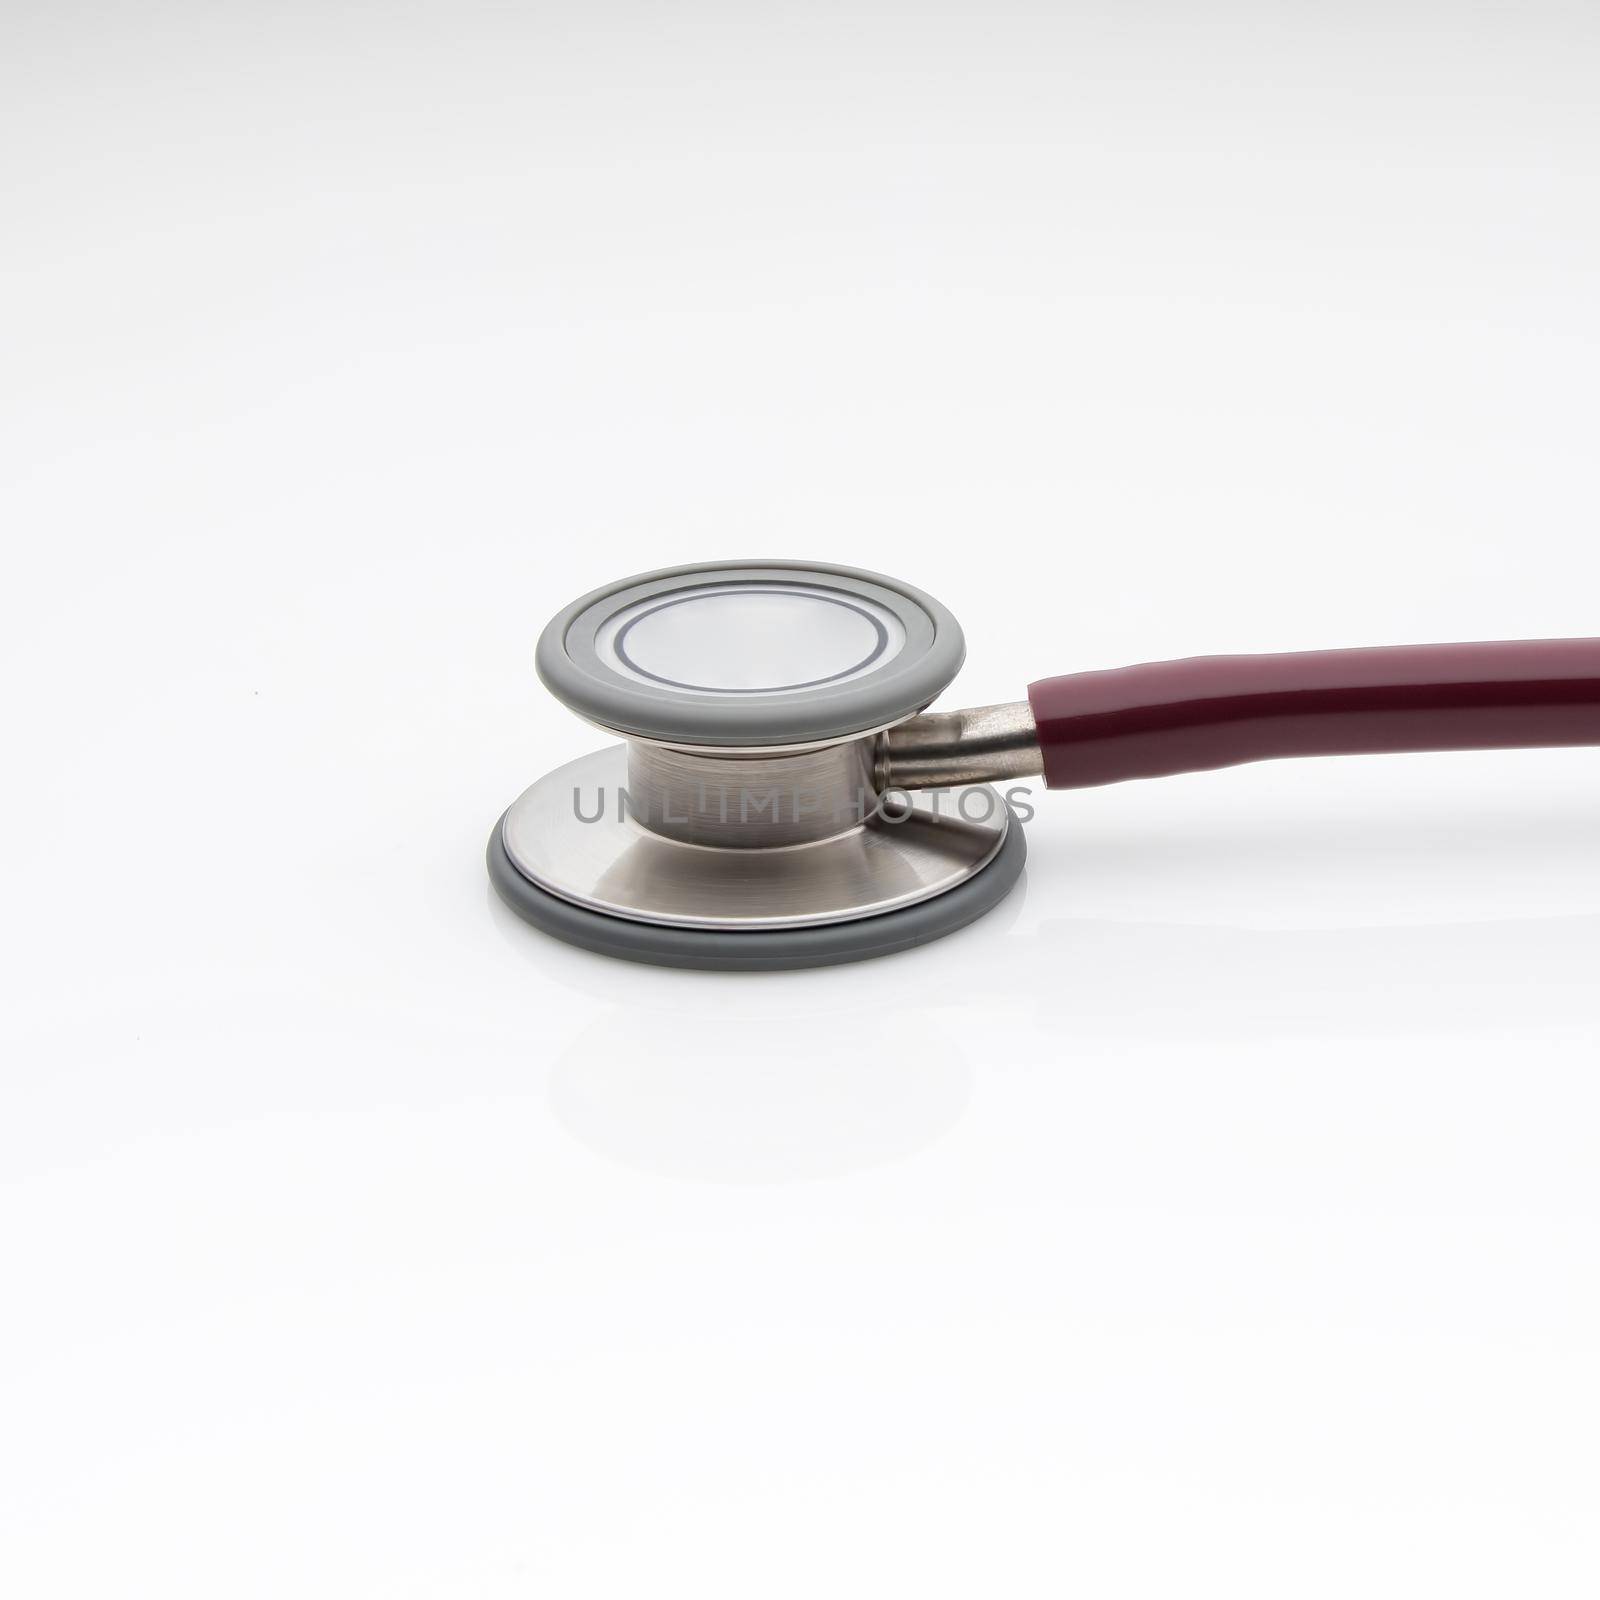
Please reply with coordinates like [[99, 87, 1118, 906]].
[[879, 700, 1044, 789], [625, 738, 878, 847], [502, 745, 1012, 930]]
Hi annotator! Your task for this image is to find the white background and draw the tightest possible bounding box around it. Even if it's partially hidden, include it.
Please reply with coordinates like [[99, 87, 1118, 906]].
[[5, 4, 1599, 1594]]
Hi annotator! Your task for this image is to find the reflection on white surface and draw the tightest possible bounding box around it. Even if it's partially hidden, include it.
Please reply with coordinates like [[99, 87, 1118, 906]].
[[501, 882, 1026, 1183], [991, 781, 1600, 1037], [992, 911, 1600, 1037], [549, 1011, 970, 1183]]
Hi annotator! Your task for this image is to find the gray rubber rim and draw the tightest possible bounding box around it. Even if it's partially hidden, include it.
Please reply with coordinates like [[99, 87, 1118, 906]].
[[487, 812, 1026, 971], [534, 560, 966, 748]]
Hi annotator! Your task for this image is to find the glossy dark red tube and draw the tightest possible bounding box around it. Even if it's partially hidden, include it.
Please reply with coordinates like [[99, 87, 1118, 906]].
[[1027, 638, 1600, 790]]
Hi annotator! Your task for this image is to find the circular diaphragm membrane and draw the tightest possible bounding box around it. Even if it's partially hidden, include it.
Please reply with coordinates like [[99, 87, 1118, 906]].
[[536, 561, 965, 747]]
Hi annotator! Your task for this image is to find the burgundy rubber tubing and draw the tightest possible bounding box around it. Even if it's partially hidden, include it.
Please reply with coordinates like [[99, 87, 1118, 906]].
[[1027, 638, 1600, 790]]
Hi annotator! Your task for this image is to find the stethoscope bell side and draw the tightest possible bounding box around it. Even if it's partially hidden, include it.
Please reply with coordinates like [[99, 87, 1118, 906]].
[[487, 559, 1030, 971]]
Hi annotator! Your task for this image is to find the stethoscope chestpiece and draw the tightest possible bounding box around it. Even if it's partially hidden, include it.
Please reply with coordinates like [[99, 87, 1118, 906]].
[[490, 559, 1026, 971], [493, 561, 1600, 967]]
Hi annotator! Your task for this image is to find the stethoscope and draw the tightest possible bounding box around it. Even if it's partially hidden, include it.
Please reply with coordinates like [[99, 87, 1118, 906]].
[[488, 559, 1600, 970]]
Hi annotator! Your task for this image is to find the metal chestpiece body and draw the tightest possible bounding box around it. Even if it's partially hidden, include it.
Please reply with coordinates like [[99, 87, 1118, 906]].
[[488, 560, 1034, 967]]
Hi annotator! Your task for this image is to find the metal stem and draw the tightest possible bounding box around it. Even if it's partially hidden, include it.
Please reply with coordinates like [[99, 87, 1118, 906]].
[[878, 700, 1043, 790]]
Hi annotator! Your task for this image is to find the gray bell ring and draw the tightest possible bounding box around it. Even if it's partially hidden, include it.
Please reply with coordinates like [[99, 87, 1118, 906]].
[[487, 560, 1035, 971]]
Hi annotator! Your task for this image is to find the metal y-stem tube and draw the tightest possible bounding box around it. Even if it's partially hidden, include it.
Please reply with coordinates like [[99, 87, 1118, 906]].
[[878, 701, 1043, 790]]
